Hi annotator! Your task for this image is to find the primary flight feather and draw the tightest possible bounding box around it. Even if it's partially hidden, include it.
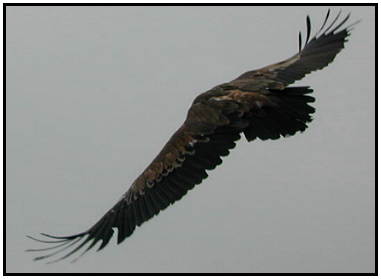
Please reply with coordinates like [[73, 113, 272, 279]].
[[27, 10, 357, 263]]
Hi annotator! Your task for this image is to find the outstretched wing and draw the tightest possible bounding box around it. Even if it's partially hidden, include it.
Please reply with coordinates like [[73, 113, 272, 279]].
[[26, 102, 245, 263], [27, 85, 317, 263], [230, 10, 358, 91]]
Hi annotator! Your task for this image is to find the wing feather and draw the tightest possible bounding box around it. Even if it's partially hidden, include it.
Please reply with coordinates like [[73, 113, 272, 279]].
[[28, 110, 242, 262], [232, 10, 357, 90], [26, 88, 315, 262]]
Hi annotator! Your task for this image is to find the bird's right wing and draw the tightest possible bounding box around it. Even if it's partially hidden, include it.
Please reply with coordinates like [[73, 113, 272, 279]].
[[230, 10, 358, 91]]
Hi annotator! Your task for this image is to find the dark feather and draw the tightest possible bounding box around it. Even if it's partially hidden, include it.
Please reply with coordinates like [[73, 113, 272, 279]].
[[305, 15, 311, 46], [243, 87, 315, 141], [298, 31, 302, 52]]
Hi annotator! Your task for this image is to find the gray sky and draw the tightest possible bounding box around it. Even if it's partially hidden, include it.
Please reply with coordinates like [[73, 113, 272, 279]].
[[6, 6, 375, 273]]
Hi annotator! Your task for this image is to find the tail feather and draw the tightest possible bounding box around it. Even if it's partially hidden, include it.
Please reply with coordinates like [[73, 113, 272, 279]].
[[243, 86, 315, 141]]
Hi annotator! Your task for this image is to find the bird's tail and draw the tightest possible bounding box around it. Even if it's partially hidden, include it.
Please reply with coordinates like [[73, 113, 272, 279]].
[[243, 86, 316, 141]]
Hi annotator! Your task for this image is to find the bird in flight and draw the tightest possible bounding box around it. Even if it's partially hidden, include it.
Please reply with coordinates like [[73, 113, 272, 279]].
[[27, 10, 358, 263]]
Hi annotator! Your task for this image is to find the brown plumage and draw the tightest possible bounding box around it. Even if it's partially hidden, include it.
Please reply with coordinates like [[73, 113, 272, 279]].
[[27, 10, 358, 263]]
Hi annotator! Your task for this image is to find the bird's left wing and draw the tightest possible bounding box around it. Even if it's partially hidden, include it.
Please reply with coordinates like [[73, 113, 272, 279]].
[[26, 101, 244, 263]]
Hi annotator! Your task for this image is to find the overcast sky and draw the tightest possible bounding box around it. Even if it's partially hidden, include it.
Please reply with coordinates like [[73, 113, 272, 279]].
[[6, 5, 375, 273]]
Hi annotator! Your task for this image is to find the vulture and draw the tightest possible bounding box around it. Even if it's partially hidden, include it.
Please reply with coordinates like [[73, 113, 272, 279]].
[[27, 10, 358, 263]]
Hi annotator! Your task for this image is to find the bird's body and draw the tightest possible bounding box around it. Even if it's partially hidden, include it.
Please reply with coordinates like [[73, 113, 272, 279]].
[[27, 10, 358, 263]]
